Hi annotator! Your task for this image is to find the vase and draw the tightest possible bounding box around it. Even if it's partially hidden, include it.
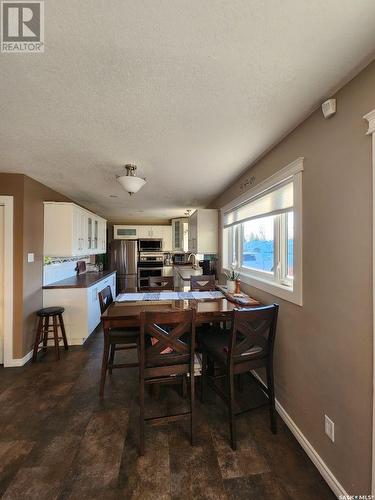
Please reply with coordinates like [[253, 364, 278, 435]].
[[235, 279, 241, 294], [227, 280, 236, 293]]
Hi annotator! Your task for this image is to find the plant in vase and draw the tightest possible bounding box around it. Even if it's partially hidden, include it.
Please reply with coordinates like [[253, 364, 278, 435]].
[[225, 268, 240, 293]]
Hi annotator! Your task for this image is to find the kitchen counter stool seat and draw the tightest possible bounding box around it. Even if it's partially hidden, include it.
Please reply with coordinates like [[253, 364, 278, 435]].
[[36, 306, 65, 317], [32, 307, 68, 362]]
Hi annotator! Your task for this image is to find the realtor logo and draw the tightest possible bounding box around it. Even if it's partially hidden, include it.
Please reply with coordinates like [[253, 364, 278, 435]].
[[1, 1, 44, 53]]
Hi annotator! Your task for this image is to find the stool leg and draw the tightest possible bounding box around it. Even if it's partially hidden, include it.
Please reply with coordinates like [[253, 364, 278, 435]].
[[59, 313, 68, 350], [42, 316, 49, 352], [32, 317, 43, 362], [52, 315, 60, 361]]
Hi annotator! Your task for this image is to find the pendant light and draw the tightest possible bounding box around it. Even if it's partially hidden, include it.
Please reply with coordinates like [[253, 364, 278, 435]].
[[117, 164, 146, 195]]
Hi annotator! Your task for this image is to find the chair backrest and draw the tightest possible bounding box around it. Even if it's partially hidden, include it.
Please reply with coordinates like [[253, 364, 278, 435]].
[[98, 286, 113, 314], [190, 275, 216, 291], [140, 309, 196, 370], [148, 276, 174, 291], [227, 304, 279, 366]]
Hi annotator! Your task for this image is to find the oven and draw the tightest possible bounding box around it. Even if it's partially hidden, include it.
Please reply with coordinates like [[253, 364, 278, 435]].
[[138, 253, 164, 290], [139, 239, 163, 252]]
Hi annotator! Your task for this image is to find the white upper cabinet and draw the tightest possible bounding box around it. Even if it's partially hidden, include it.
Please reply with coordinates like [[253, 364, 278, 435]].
[[44, 202, 107, 257], [113, 224, 172, 250], [161, 226, 172, 251], [172, 218, 188, 252], [137, 225, 150, 238], [113, 225, 139, 239], [188, 209, 218, 254]]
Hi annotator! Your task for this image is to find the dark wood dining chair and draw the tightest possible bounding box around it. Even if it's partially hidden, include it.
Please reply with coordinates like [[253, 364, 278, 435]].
[[200, 304, 279, 450], [148, 276, 174, 291], [139, 309, 196, 455], [98, 286, 139, 398], [190, 274, 216, 291]]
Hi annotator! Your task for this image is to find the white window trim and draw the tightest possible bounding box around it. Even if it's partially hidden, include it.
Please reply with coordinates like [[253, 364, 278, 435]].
[[221, 157, 303, 306]]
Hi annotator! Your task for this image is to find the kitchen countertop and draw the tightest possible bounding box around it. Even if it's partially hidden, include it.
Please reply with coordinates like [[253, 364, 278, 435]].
[[174, 265, 202, 281], [43, 270, 116, 289]]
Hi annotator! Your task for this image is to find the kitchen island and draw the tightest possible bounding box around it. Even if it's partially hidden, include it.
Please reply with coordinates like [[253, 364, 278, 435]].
[[43, 271, 116, 345], [173, 265, 202, 290]]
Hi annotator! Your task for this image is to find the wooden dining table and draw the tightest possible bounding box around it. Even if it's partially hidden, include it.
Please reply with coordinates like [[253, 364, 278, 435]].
[[101, 296, 252, 330]]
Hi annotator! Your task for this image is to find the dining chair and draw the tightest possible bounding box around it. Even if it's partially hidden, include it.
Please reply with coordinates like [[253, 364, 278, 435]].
[[200, 304, 279, 450], [148, 275, 174, 291], [98, 286, 139, 398], [190, 274, 216, 291], [139, 309, 196, 455]]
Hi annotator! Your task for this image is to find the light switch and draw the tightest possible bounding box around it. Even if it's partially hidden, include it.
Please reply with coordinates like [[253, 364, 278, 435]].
[[27, 253, 34, 263]]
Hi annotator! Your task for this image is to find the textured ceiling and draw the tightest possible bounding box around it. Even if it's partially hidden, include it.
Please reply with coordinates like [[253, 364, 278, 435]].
[[1, 0, 375, 221]]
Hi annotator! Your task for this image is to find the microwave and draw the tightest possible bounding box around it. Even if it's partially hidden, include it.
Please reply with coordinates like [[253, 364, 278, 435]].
[[139, 239, 163, 252]]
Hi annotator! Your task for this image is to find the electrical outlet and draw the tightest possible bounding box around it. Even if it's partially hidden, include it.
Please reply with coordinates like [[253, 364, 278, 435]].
[[325, 415, 335, 442]]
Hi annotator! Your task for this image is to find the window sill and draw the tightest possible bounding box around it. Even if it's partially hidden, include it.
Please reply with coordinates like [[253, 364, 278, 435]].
[[223, 268, 302, 306]]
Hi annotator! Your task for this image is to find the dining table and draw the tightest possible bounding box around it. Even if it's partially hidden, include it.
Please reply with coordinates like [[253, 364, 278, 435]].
[[101, 291, 261, 331]]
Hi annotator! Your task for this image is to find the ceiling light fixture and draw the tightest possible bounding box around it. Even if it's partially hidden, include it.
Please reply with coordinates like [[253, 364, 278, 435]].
[[117, 164, 146, 195]]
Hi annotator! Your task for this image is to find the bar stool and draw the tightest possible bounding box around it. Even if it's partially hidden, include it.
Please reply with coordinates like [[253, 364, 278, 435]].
[[32, 307, 68, 361]]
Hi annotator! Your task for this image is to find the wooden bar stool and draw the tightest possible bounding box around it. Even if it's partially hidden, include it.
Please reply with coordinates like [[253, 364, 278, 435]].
[[32, 307, 68, 362]]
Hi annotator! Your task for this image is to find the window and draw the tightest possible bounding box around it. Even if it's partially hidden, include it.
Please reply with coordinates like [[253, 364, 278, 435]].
[[222, 158, 303, 305]]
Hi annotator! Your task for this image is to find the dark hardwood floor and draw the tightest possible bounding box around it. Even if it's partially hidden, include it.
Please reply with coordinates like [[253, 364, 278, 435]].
[[0, 328, 335, 499]]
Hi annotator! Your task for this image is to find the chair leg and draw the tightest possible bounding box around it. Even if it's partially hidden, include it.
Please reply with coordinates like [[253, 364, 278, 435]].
[[59, 313, 69, 350], [228, 371, 237, 450], [52, 315, 60, 361], [108, 344, 115, 375], [42, 316, 49, 352], [190, 373, 195, 446], [32, 317, 43, 362], [200, 351, 207, 403], [266, 363, 277, 434], [99, 335, 110, 398], [139, 372, 145, 456]]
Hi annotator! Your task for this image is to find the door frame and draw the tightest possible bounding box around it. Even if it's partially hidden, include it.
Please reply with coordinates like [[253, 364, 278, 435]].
[[364, 109, 375, 496], [0, 196, 14, 367]]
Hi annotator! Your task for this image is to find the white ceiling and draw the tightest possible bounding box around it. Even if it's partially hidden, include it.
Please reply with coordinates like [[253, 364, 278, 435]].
[[1, 1, 375, 221]]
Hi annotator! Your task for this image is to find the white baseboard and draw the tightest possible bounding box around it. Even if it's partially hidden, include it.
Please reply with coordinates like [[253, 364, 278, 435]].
[[251, 370, 348, 498], [5, 349, 33, 367]]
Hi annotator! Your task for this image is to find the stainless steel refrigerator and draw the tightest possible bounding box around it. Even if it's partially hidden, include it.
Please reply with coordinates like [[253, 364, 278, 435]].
[[109, 240, 138, 292]]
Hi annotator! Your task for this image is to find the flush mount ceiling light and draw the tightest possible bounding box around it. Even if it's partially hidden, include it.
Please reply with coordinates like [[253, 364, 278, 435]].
[[116, 164, 146, 195]]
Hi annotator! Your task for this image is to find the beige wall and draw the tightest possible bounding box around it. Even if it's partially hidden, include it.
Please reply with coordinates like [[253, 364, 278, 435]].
[[0, 174, 71, 358], [210, 60, 375, 493], [22, 176, 71, 356]]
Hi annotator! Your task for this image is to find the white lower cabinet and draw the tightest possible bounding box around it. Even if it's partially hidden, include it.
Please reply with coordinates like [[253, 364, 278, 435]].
[[43, 272, 116, 345]]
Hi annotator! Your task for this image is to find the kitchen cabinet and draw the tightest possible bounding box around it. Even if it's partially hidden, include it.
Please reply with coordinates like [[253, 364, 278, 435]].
[[161, 226, 172, 251], [113, 224, 172, 250], [113, 225, 139, 239], [137, 225, 151, 238], [44, 202, 106, 257], [43, 272, 116, 345], [188, 209, 218, 254], [172, 218, 188, 252]]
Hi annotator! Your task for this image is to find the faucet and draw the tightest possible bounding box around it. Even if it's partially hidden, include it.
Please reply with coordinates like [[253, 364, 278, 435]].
[[188, 253, 198, 269]]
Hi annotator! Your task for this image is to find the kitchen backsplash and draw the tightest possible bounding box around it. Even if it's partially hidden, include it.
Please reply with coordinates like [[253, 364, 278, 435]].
[[43, 256, 90, 285]]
